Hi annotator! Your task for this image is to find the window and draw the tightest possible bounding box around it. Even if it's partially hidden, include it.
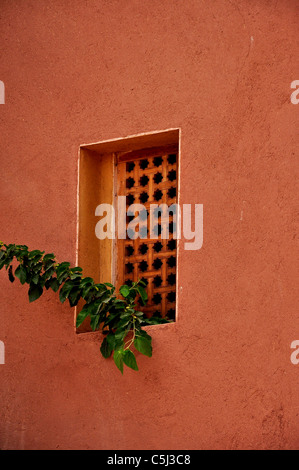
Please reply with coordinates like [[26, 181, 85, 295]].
[[116, 146, 178, 320], [77, 129, 179, 331]]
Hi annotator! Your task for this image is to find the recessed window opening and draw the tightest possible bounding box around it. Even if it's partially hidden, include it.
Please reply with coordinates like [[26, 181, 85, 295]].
[[77, 129, 179, 331]]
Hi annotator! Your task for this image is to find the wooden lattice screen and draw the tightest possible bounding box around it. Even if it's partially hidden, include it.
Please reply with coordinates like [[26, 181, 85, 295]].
[[116, 145, 178, 320]]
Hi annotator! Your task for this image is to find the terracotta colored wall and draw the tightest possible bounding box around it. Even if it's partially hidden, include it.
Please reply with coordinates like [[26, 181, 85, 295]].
[[0, 0, 298, 450]]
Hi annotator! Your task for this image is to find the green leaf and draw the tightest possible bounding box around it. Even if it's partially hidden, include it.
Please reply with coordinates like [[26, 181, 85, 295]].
[[68, 287, 82, 307], [49, 278, 60, 292], [28, 250, 44, 259], [16, 244, 28, 252], [56, 262, 70, 283], [134, 335, 152, 357], [76, 305, 91, 328], [113, 349, 124, 374], [28, 283, 43, 302], [57, 271, 69, 284], [138, 329, 152, 342], [115, 326, 130, 342], [43, 253, 55, 262], [134, 311, 146, 318], [56, 262, 70, 271], [42, 266, 55, 281], [117, 316, 131, 330], [119, 285, 130, 298], [100, 337, 113, 358], [94, 283, 108, 292], [106, 333, 115, 349], [70, 266, 83, 273], [136, 285, 148, 305], [15, 264, 27, 284], [104, 311, 121, 328], [90, 314, 101, 331], [69, 267, 83, 280], [120, 308, 134, 317], [43, 260, 55, 271], [4, 256, 13, 269], [32, 273, 40, 285], [80, 277, 94, 286], [59, 281, 74, 303], [81, 284, 93, 299], [104, 282, 114, 288], [123, 349, 138, 371]]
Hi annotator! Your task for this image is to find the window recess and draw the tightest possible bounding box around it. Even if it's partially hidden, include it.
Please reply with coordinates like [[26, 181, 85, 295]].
[[77, 129, 179, 331]]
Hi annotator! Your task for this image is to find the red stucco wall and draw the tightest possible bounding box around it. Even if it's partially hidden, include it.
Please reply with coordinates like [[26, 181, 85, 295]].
[[0, 0, 298, 450]]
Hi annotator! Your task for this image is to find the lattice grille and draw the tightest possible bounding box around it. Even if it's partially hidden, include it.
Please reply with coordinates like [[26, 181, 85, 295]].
[[117, 147, 178, 320]]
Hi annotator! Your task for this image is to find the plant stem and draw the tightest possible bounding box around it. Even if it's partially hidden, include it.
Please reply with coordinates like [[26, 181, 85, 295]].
[[124, 319, 136, 350]]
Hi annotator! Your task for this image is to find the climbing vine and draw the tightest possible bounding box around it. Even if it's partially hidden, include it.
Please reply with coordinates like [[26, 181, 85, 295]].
[[0, 242, 169, 373]]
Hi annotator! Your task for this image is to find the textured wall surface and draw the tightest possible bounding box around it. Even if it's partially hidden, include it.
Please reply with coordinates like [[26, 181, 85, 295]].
[[0, 0, 298, 450]]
